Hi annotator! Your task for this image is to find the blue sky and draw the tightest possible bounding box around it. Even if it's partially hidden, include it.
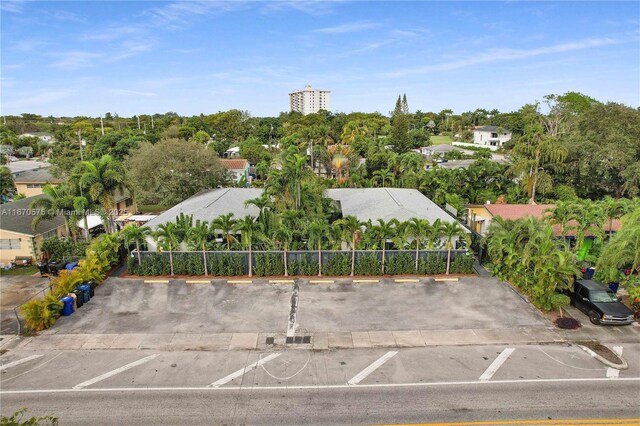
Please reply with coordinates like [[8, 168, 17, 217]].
[[1, 1, 639, 117]]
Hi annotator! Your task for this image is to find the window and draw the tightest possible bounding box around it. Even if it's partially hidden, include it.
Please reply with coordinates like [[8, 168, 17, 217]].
[[491, 133, 498, 138], [42, 230, 57, 240], [577, 286, 589, 299], [0, 239, 22, 250]]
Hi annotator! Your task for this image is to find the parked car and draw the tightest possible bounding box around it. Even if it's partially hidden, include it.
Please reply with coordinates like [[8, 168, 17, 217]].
[[568, 280, 634, 325]]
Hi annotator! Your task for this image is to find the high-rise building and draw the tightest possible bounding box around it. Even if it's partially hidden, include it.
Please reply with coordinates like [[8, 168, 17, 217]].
[[289, 85, 330, 115]]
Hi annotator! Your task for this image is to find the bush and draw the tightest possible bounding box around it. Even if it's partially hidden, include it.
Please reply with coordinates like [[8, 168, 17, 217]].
[[448, 254, 474, 274], [173, 253, 204, 275], [1, 407, 58, 425], [555, 317, 581, 329], [209, 253, 244, 276], [21, 294, 63, 332], [355, 254, 382, 276], [325, 253, 350, 276], [253, 253, 284, 276], [386, 253, 415, 275], [290, 254, 318, 276], [41, 237, 88, 261], [420, 253, 446, 275], [132, 253, 171, 276]]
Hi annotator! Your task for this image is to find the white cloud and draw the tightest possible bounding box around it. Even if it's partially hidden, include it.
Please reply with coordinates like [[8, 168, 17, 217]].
[[108, 89, 157, 97], [0, 0, 26, 14], [314, 21, 381, 34], [51, 51, 102, 69], [384, 37, 625, 77]]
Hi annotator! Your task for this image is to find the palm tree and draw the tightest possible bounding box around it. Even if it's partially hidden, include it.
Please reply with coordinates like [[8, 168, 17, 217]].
[[307, 219, 330, 276], [424, 219, 445, 249], [72, 154, 127, 233], [273, 225, 293, 277], [372, 219, 395, 274], [30, 184, 75, 239], [153, 223, 179, 276], [373, 169, 394, 188], [282, 150, 308, 210], [441, 221, 471, 275], [546, 201, 577, 237], [245, 196, 273, 218], [570, 200, 605, 254], [121, 223, 151, 267], [235, 216, 263, 277], [211, 213, 238, 250], [187, 220, 211, 276], [405, 218, 430, 272], [336, 215, 363, 276], [600, 196, 629, 238]]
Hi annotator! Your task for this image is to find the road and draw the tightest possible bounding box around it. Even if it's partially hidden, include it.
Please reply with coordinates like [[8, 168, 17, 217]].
[[2, 344, 639, 424], [2, 381, 639, 425]]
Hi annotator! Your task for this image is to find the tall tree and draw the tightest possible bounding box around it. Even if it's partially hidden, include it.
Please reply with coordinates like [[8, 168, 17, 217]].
[[391, 95, 411, 153], [211, 213, 238, 250], [187, 220, 212, 276], [235, 216, 263, 277], [153, 223, 179, 276], [372, 219, 395, 274], [121, 224, 151, 266], [441, 222, 470, 274], [405, 218, 430, 272], [274, 224, 293, 277], [307, 219, 330, 276]]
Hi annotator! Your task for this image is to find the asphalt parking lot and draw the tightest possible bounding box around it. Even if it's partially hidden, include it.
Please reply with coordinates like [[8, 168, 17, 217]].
[[46, 276, 547, 335], [0, 274, 50, 334]]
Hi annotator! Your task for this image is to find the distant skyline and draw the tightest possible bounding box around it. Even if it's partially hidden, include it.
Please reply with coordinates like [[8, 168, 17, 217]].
[[1, 1, 639, 117]]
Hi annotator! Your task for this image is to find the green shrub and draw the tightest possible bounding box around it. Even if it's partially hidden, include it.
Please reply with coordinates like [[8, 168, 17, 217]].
[[355, 254, 382, 275], [209, 253, 244, 276], [325, 253, 350, 276], [420, 253, 446, 275], [41, 237, 88, 261], [133, 253, 170, 276], [386, 253, 415, 274], [21, 294, 63, 332], [253, 253, 284, 276], [449, 254, 474, 274], [291, 254, 318, 276]]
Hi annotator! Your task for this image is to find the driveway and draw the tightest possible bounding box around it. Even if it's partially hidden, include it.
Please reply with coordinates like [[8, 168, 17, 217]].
[[49, 276, 547, 335], [1, 274, 50, 334]]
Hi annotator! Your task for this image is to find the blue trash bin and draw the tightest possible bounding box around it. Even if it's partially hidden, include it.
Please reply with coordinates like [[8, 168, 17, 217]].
[[586, 267, 595, 279], [77, 284, 91, 303], [609, 282, 620, 293], [65, 261, 78, 270], [59, 296, 74, 316]]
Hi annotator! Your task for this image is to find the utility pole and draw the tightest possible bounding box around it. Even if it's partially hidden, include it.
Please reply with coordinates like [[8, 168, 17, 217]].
[[137, 115, 141, 130], [77, 129, 84, 161], [100, 117, 105, 136], [151, 116, 155, 130]]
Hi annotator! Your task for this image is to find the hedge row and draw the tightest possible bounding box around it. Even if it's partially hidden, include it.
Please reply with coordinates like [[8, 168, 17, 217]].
[[127, 252, 475, 276]]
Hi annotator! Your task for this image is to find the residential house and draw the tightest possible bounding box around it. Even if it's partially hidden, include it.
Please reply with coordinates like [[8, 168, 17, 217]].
[[472, 126, 511, 148], [13, 168, 63, 197], [18, 132, 55, 143], [0, 195, 67, 264], [145, 187, 470, 250], [220, 159, 251, 185], [466, 203, 621, 237]]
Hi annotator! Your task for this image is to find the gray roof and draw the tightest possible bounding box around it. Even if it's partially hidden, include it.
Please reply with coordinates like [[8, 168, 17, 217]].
[[7, 161, 51, 175], [145, 188, 264, 230], [0, 194, 66, 236], [13, 168, 62, 184], [146, 187, 467, 232], [427, 144, 464, 154], [326, 188, 467, 229], [437, 159, 477, 170]]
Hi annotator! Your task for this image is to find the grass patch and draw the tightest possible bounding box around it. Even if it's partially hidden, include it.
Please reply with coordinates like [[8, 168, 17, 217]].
[[430, 135, 454, 145], [0, 265, 38, 276], [138, 204, 170, 214]]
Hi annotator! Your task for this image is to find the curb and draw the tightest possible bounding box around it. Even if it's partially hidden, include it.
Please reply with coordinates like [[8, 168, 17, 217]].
[[577, 344, 628, 370]]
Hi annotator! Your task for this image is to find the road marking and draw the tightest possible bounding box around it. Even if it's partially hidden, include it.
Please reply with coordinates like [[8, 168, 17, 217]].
[[479, 348, 515, 381], [434, 277, 459, 282], [3, 377, 639, 394], [208, 353, 281, 388], [144, 280, 169, 284], [309, 280, 334, 283], [73, 354, 159, 389], [347, 351, 398, 385], [227, 280, 252, 284], [353, 279, 379, 283], [606, 346, 623, 378], [398, 418, 640, 425], [1, 355, 43, 370], [270, 279, 294, 283], [185, 280, 210, 284], [394, 278, 420, 283]]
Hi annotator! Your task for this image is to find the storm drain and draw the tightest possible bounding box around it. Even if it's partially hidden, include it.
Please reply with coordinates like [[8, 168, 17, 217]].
[[265, 337, 275, 345], [285, 336, 312, 344]]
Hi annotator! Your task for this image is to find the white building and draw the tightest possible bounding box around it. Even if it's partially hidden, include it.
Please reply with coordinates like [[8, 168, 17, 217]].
[[289, 85, 330, 115], [473, 126, 511, 148]]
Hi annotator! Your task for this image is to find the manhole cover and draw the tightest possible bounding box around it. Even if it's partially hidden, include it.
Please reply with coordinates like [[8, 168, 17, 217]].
[[266, 337, 275, 345]]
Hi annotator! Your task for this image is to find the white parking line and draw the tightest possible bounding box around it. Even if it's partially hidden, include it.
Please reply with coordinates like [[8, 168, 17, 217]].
[[1, 355, 43, 370], [208, 353, 281, 388], [73, 354, 159, 389], [347, 351, 398, 385], [606, 346, 623, 379], [479, 348, 515, 381]]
